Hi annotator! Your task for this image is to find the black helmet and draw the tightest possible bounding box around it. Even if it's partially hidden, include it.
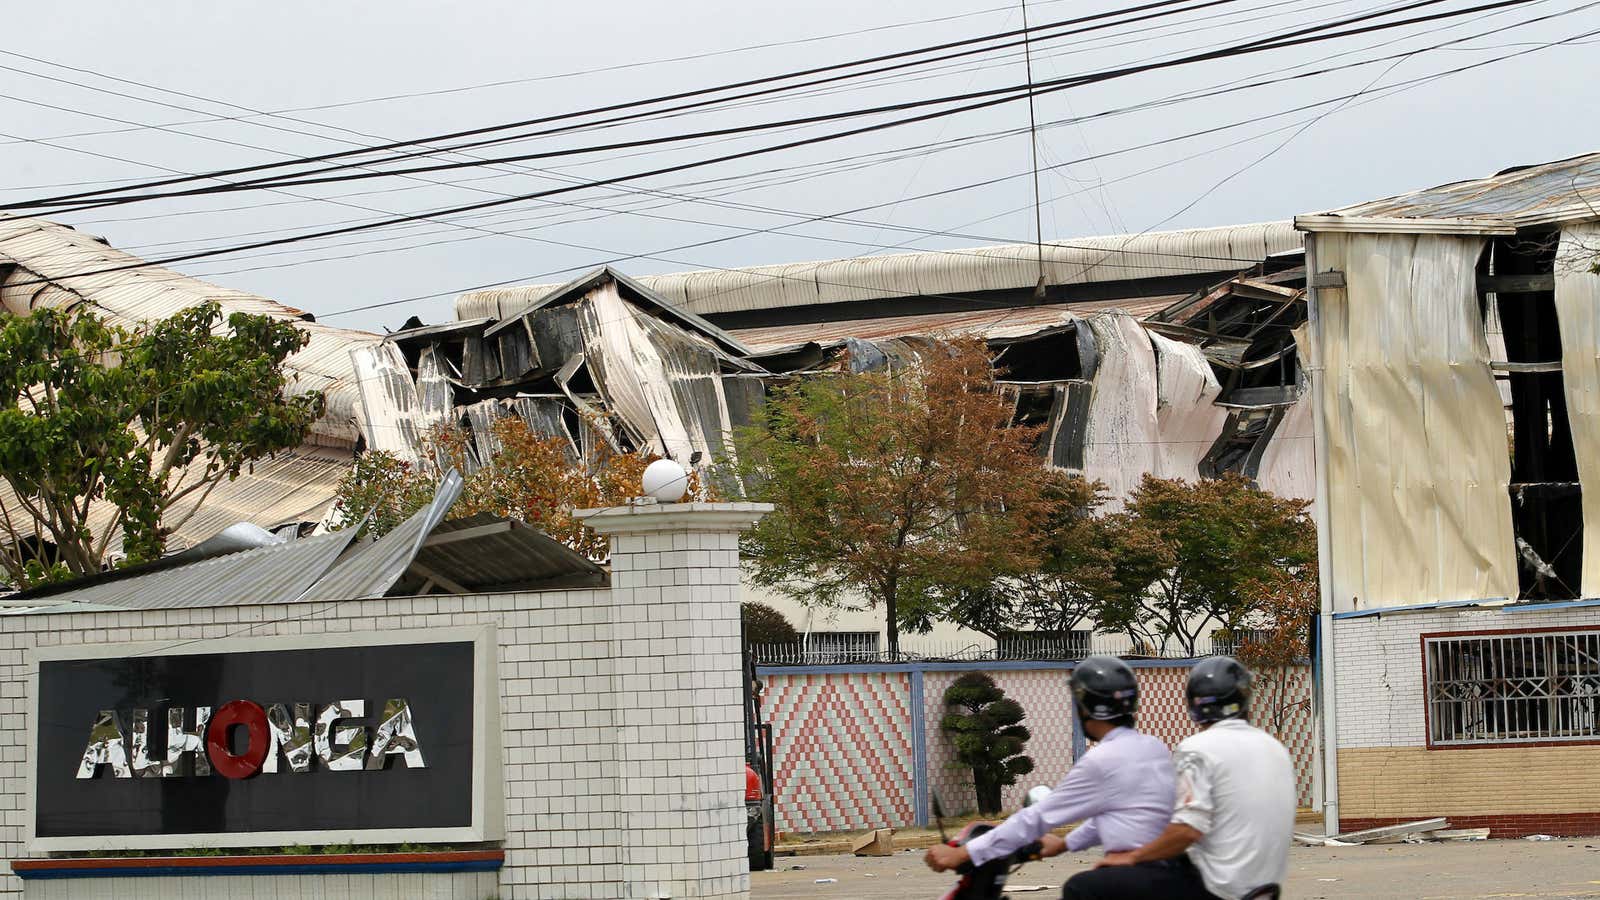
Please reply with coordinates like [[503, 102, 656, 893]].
[[1187, 656, 1252, 724], [1070, 656, 1139, 721]]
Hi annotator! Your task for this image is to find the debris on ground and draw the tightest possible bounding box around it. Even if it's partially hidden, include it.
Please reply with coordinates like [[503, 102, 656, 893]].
[[1433, 828, 1490, 841], [1525, 834, 1555, 841], [1295, 817, 1478, 846], [813, 877, 838, 883], [851, 828, 895, 857]]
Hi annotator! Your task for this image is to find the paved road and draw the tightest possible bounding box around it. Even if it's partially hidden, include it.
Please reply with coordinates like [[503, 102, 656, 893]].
[[754, 840, 1600, 899]]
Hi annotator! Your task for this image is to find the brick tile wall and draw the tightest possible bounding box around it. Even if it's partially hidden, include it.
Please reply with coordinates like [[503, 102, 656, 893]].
[[1, 506, 764, 900], [1333, 607, 1600, 834]]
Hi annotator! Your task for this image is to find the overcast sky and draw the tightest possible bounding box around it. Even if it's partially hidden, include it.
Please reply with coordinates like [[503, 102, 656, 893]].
[[2, 0, 1597, 332]]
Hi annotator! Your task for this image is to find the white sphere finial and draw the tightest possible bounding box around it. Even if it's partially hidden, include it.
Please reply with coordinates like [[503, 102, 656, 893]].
[[641, 458, 690, 503]]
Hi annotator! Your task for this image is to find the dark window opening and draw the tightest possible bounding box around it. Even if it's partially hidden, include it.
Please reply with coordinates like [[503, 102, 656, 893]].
[[1488, 232, 1582, 601], [1200, 408, 1284, 480]]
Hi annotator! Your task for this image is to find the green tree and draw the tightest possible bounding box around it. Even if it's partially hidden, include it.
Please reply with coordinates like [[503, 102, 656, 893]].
[[940, 673, 1034, 814], [1097, 474, 1316, 656], [325, 451, 437, 540], [734, 340, 1058, 655], [741, 602, 800, 645], [0, 303, 321, 588], [938, 472, 1120, 644]]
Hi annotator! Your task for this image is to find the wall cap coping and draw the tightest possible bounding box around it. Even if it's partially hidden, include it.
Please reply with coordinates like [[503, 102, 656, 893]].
[[576, 501, 772, 535], [9, 850, 504, 880]]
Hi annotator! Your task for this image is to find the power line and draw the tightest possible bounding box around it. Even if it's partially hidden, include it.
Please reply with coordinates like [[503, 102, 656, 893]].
[[4, 0, 1539, 266], [6, 0, 1237, 211], [300, 19, 1597, 322], [16, 0, 1504, 213]]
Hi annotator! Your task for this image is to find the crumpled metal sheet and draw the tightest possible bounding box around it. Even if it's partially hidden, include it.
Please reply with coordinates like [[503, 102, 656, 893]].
[[350, 342, 424, 461], [578, 282, 740, 463], [415, 345, 455, 437], [1554, 223, 1600, 596], [1082, 314, 1161, 504], [1312, 232, 1516, 612], [1255, 325, 1317, 505], [1150, 332, 1229, 481]]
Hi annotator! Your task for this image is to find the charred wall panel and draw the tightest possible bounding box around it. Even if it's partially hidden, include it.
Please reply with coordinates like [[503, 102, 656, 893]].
[[1493, 232, 1582, 600]]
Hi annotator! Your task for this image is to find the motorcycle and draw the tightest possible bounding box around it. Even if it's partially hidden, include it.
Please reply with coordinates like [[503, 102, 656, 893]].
[[937, 785, 1054, 900]]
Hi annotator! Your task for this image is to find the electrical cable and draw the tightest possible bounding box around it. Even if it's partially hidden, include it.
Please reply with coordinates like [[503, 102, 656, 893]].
[[12, 0, 1518, 214], [5, 0, 1240, 210]]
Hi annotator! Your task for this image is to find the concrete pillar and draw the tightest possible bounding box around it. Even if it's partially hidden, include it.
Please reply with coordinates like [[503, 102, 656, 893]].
[[577, 502, 771, 900]]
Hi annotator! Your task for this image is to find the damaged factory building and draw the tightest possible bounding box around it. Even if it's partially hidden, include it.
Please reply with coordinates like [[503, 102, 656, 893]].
[[353, 221, 1314, 647], [1299, 152, 1600, 839]]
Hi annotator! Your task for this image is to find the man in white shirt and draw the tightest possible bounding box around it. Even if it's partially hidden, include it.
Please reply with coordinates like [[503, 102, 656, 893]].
[[924, 657, 1175, 874], [1063, 656, 1295, 900]]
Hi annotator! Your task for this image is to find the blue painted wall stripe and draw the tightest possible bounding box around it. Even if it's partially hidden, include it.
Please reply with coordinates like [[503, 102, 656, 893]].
[[13, 859, 503, 880], [756, 657, 1208, 677], [909, 669, 929, 827]]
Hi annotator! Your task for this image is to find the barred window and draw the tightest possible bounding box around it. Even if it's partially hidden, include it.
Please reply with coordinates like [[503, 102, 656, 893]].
[[1425, 630, 1600, 746], [1212, 628, 1273, 657], [997, 630, 1091, 659], [804, 631, 879, 660]]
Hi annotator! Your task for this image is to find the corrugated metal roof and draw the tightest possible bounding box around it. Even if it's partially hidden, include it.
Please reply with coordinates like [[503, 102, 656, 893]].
[[728, 295, 1184, 353], [0, 444, 353, 553], [1305, 152, 1600, 228], [301, 470, 463, 602], [0, 528, 358, 611], [5, 474, 607, 614], [400, 513, 606, 593], [478, 265, 756, 357], [0, 215, 381, 446], [455, 222, 1302, 321]]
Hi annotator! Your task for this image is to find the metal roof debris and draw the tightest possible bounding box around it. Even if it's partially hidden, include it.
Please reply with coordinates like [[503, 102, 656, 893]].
[[1299, 151, 1600, 230], [3, 472, 605, 614]]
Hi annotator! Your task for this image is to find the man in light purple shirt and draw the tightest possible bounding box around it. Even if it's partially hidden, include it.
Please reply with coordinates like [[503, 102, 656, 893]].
[[926, 657, 1176, 873]]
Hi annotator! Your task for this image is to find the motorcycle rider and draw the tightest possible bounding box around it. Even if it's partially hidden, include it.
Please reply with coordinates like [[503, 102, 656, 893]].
[[925, 656, 1175, 874], [1065, 656, 1295, 900]]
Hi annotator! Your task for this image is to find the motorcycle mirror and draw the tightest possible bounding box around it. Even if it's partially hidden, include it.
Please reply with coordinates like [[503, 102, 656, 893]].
[[1024, 785, 1052, 808]]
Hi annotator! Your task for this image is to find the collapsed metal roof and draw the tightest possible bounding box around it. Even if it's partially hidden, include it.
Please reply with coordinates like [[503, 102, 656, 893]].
[[0, 216, 383, 558], [728, 294, 1185, 354], [1, 472, 605, 614], [0, 215, 380, 448]]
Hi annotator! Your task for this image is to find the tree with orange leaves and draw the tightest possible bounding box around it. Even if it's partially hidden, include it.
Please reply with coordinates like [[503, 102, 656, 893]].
[[329, 416, 679, 560], [733, 339, 1058, 656]]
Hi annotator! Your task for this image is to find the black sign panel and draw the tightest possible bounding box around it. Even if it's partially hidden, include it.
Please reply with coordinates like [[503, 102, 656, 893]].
[[35, 640, 476, 839]]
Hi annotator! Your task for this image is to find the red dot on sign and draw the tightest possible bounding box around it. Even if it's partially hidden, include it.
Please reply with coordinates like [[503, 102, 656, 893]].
[[206, 700, 271, 779]]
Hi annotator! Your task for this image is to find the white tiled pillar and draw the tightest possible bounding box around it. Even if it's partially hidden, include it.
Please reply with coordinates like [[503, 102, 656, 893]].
[[578, 502, 771, 900]]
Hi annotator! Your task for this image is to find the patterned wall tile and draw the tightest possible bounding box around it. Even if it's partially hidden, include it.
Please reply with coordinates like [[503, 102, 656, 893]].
[[763, 672, 916, 833], [924, 670, 1078, 814], [764, 664, 1317, 833]]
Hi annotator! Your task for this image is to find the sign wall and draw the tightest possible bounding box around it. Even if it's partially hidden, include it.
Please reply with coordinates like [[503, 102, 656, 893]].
[[27, 626, 501, 851]]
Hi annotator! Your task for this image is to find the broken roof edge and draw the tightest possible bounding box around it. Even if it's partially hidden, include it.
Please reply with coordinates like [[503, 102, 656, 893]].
[[478, 265, 755, 358], [1293, 215, 1518, 235]]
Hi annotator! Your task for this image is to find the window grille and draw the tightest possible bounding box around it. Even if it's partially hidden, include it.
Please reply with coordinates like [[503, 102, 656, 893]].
[[1212, 628, 1273, 657], [996, 630, 1092, 659], [804, 631, 880, 661], [1425, 630, 1600, 746]]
